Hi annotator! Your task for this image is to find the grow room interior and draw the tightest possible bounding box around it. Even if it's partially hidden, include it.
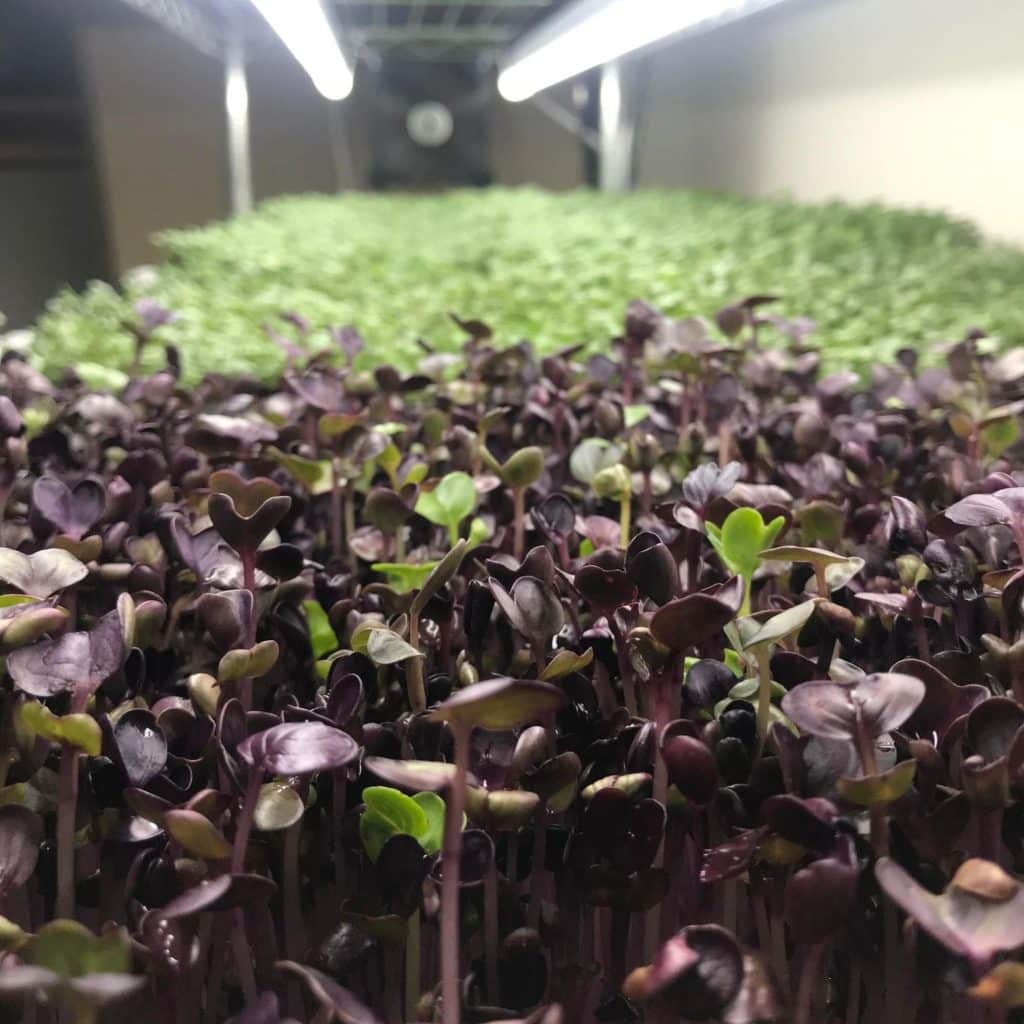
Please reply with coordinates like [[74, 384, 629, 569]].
[[2, 1, 1024, 1023]]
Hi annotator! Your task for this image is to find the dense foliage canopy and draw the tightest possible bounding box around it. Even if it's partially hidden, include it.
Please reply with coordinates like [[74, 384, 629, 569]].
[[30, 189, 1024, 383], [1, 295, 1024, 1022]]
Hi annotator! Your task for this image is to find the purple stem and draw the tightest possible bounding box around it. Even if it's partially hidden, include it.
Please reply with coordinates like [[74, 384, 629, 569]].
[[512, 487, 526, 562], [609, 909, 630, 990], [283, 818, 307, 991], [643, 671, 672, 960], [56, 747, 79, 919], [526, 804, 548, 928], [483, 859, 500, 1006], [230, 909, 258, 1005], [240, 549, 257, 712], [329, 459, 343, 563], [608, 615, 638, 717], [332, 768, 347, 898], [795, 943, 826, 1024], [440, 723, 471, 1024], [231, 765, 263, 874]]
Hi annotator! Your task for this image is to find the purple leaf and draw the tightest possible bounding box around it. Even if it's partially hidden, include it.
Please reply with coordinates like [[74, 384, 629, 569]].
[[0, 806, 42, 893], [781, 672, 925, 742], [943, 494, 1012, 529], [237, 722, 360, 776], [8, 609, 124, 697], [876, 857, 1024, 965], [32, 476, 105, 541], [276, 960, 384, 1024]]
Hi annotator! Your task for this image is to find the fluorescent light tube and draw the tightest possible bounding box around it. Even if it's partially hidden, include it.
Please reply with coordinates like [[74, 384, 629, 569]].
[[498, 0, 789, 102], [249, 0, 353, 101]]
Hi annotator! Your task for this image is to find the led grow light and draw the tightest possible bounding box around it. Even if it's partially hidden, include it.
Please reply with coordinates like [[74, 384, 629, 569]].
[[249, 0, 353, 101], [498, 0, 789, 102]]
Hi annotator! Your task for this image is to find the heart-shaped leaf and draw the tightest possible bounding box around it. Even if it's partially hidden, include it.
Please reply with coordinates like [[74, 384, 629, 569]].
[[32, 476, 105, 541], [18, 701, 101, 756], [415, 472, 476, 536], [781, 672, 926, 742], [218, 640, 280, 682], [208, 492, 292, 555], [706, 507, 785, 580], [540, 646, 594, 681], [0, 548, 88, 599], [208, 469, 281, 516]]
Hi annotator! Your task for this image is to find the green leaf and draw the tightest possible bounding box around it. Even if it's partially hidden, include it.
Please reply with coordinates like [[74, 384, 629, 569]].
[[592, 464, 631, 500], [570, 439, 623, 485], [75, 362, 129, 392], [365, 628, 423, 666], [359, 786, 429, 862], [303, 600, 338, 659], [371, 561, 439, 594], [27, 919, 132, 978], [402, 463, 429, 487], [540, 646, 595, 681], [411, 791, 446, 855], [836, 760, 917, 807], [164, 809, 232, 860], [265, 447, 334, 496], [377, 442, 401, 482], [18, 701, 101, 756], [29, 921, 95, 977], [415, 472, 477, 534], [218, 640, 280, 682], [467, 516, 492, 549], [983, 414, 1020, 459], [501, 447, 545, 489], [624, 404, 652, 428], [0, 916, 27, 954], [411, 540, 468, 619], [254, 781, 305, 831], [708, 507, 786, 578], [742, 600, 819, 651]]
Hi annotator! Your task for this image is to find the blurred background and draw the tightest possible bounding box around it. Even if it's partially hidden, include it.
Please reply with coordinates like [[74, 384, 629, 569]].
[[2, 0, 1023, 334]]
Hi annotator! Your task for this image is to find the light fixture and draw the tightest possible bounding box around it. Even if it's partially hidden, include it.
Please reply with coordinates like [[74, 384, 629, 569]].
[[248, 0, 353, 101], [498, 0, 788, 102]]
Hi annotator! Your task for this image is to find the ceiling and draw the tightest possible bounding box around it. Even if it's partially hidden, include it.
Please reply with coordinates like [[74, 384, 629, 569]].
[[89, 0, 571, 68], [330, 1, 568, 65]]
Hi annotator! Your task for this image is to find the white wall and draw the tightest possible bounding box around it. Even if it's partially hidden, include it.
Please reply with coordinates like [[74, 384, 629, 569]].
[[78, 20, 584, 276], [492, 84, 585, 189], [635, 0, 1024, 243], [79, 25, 228, 273], [0, 171, 107, 327]]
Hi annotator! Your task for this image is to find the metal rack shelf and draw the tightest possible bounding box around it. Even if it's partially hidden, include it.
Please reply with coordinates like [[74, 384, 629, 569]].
[[332, 0, 564, 64]]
